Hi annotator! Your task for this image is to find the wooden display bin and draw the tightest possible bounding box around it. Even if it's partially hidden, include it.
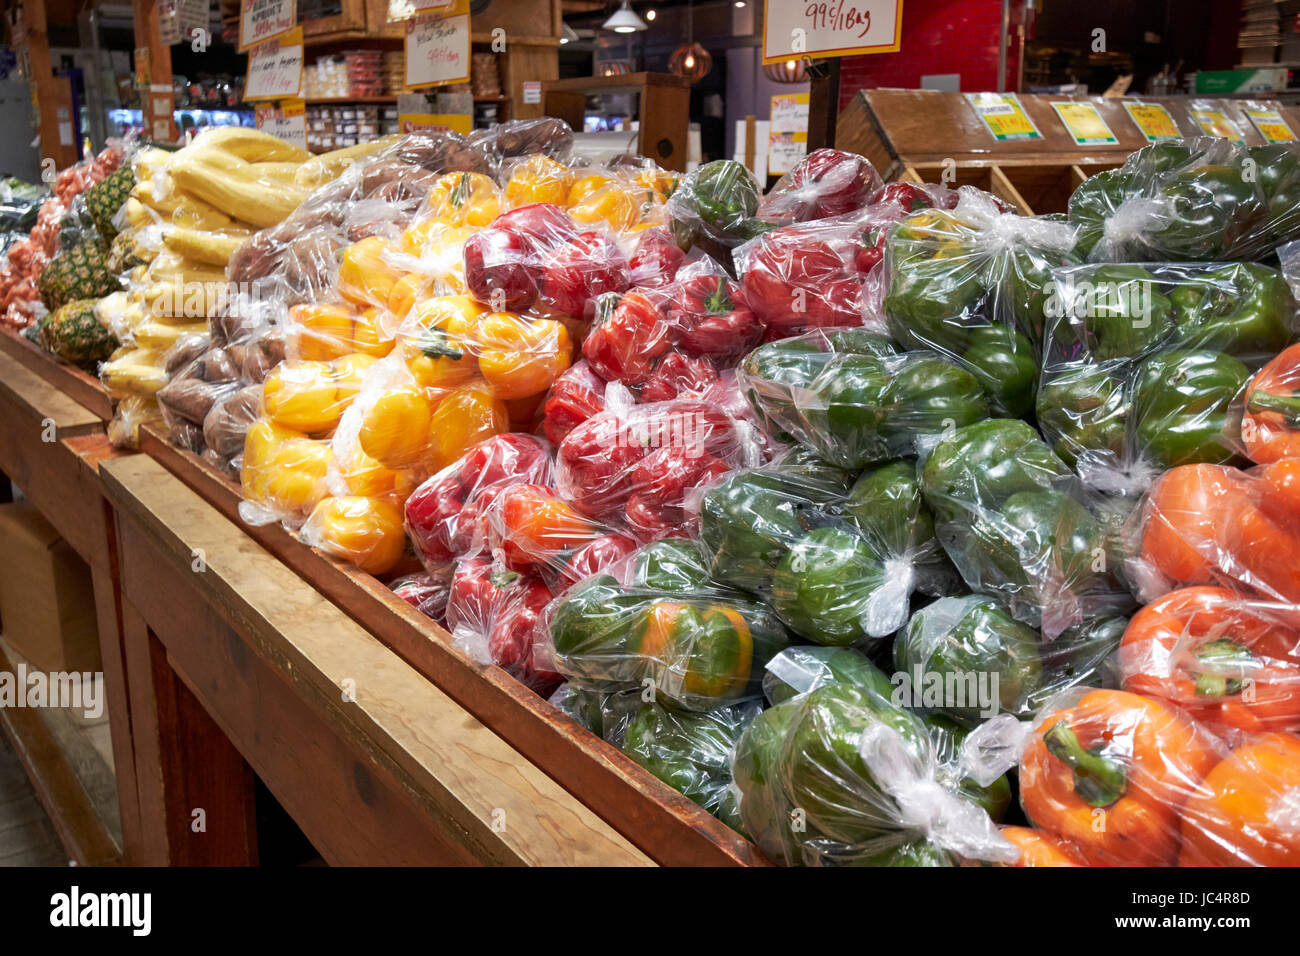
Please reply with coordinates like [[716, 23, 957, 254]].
[[0, 330, 114, 422], [136, 425, 765, 866], [838, 89, 1300, 215]]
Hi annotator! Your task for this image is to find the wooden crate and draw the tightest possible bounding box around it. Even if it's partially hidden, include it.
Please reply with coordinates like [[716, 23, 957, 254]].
[[0, 330, 113, 421], [139, 425, 767, 866]]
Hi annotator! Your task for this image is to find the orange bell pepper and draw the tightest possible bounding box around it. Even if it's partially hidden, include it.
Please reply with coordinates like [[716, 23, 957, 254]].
[[1019, 689, 1221, 866], [427, 383, 507, 472], [358, 385, 434, 470], [1121, 586, 1300, 736], [1178, 732, 1300, 866], [470, 312, 573, 400], [303, 495, 406, 574], [1140, 462, 1300, 604], [1242, 342, 1300, 464], [998, 827, 1085, 867], [629, 601, 753, 700], [566, 173, 638, 232], [495, 482, 597, 568]]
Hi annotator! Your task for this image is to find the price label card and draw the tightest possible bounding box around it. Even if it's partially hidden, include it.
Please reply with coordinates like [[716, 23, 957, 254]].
[[239, 0, 297, 52], [398, 111, 473, 135], [768, 133, 807, 175], [255, 98, 307, 150], [522, 81, 541, 105], [404, 6, 471, 89], [1124, 101, 1181, 141], [244, 27, 303, 102], [1051, 101, 1117, 145], [1190, 106, 1246, 144], [966, 92, 1042, 141], [386, 0, 457, 22], [1245, 104, 1297, 143], [770, 91, 809, 133]]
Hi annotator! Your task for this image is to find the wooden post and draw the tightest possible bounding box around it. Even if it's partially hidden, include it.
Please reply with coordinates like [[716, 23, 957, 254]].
[[17, 0, 78, 170], [133, 0, 176, 143], [743, 114, 755, 175], [806, 58, 840, 152]]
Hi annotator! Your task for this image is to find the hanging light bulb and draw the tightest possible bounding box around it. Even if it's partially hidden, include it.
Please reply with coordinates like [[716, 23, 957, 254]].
[[645, 8, 656, 21], [762, 57, 809, 83], [602, 0, 647, 33], [669, 0, 711, 83]]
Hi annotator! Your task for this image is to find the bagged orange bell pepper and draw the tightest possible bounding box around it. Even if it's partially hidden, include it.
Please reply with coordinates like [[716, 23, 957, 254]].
[[1019, 688, 1221, 866], [997, 827, 1085, 867], [1178, 732, 1300, 866], [490, 482, 599, 570], [1137, 461, 1300, 605], [1121, 586, 1300, 736], [566, 172, 638, 233], [1242, 342, 1300, 464], [337, 236, 406, 309], [301, 494, 407, 575], [470, 311, 573, 400], [505, 154, 574, 208]]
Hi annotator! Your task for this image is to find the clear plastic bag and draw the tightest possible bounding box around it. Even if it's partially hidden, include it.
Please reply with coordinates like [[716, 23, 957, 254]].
[[665, 159, 772, 271], [920, 418, 1137, 638], [1036, 261, 1297, 495], [538, 538, 791, 712], [756, 148, 883, 224], [1068, 137, 1300, 263], [731, 681, 1019, 866], [1016, 687, 1224, 866], [1129, 459, 1300, 608], [881, 188, 1079, 416], [1241, 341, 1300, 464], [738, 327, 991, 468]]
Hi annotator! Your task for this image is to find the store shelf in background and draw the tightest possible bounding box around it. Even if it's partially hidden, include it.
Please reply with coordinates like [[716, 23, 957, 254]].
[[303, 95, 399, 104], [138, 425, 766, 866]]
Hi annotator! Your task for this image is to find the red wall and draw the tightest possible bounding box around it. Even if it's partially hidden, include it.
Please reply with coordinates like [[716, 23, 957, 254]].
[[837, 0, 1013, 111]]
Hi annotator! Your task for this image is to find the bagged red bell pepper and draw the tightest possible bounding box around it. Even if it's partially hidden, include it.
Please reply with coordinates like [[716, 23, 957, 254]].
[[734, 205, 907, 338], [445, 553, 563, 692], [757, 148, 883, 223], [542, 359, 608, 445], [1120, 585, 1300, 738], [389, 571, 449, 620], [404, 432, 552, 572], [627, 226, 687, 289], [554, 396, 764, 541]]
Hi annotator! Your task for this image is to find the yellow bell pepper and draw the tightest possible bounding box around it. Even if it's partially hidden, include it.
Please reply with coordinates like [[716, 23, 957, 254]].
[[506, 155, 575, 208], [425, 172, 503, 228], [304, 495, 407, 574], [471, 312, 573, 400], [261, 438, 333, 516], [387, 272, 427, 321], [566, 173, 638, 232], [262, 353, 376, 435], [290, 302, 358, 361], [358, 385, 434, 471], [337, 236, 405, 308], [428, 384, 508, 472]]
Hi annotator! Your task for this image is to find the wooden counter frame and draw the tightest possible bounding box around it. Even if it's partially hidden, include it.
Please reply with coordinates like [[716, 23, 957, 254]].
[[0, 348, 138, 865], [138, 425, 766, 866]]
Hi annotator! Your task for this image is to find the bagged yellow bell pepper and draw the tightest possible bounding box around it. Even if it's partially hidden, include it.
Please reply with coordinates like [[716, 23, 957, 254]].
[[301, 495, 407, 575], [506, 155, 575, 208], [424, 172, 503, 229], [470, 311, 573, 400], [567, 173, 639, 232]]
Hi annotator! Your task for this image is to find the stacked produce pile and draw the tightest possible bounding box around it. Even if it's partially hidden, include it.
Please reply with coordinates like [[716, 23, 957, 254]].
[[151, 131, 1300, 866], [0, 144, 124, 331]]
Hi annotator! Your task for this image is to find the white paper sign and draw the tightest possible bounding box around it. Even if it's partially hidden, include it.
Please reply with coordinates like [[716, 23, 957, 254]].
[[239, 0, 296, 51], [404, 12, 471, 89], [762, 0, 902, 61], [245, 30, 303, 101], [255, 101, 307, 151], [522, 81, 541, 104]]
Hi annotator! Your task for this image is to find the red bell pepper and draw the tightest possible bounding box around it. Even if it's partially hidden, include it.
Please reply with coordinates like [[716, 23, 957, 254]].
[[628, 226, 686, 289], [638, 352, 719, 403], [758, 147, 881, 221], [542, 360, 607, 445], [537, 230, 629, 318], [582, 290, 671, 385], [670, 273, 764, 361]]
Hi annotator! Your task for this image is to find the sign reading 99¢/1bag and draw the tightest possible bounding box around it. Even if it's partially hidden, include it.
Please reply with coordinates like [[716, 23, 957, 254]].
[[762, 0, 902, 63]]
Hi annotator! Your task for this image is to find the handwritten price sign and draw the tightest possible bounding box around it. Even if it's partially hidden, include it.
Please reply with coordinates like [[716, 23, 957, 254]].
[[255, 98, 307, 150], [404, 11, 470, 89], [245, 27, 303, 101], [762, 0, 902, 62], [239, 0, 296, 52]]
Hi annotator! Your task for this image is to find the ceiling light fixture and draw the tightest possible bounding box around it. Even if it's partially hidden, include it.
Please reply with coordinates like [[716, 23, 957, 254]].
[[669, 0, 711, 83], [560, 21, 579, 43], [645, 8, 656, 21], [603, 0, 647, 33]]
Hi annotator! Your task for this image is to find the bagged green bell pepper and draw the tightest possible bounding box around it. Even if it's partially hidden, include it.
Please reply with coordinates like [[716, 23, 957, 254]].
[[667, 158, 773, 264], [619, 697, 758, 834], [1035, 362, 1128, 470], [924, 715, 1013, 822], [1158, 162, 1263, 262], [550, 574, 650, 660], [893, 594, 1043, 724], [1170, 262, 1296, 358], [770, 526, 892, 644], [1250, 143, 1300, 248], [1052, 264, 1176, 360], [630, 539, 712, 593], [762, 645, 894, 705], [842, 459, 959, 596], [920, 419, 1133, 636], [1132, 349, 1251, 468], [697, 470, 812, 593], [959, 325, 1038, 418]]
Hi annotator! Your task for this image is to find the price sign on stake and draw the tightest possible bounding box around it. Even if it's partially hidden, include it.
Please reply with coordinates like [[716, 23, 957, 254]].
[[404, 8, 471, 89], [239, 0, 297, 52], [245, 27, 304, 102], [255, 98, 307, 150]]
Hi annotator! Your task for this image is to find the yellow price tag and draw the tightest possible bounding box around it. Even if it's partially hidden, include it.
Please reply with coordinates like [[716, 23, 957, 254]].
[[1190, 108, 1245, 145], [966, 93, 1042, 142], [1245, 106, 1296, 143], [1123, 101, 1181, 142], [1051, 102, 1117, 145]]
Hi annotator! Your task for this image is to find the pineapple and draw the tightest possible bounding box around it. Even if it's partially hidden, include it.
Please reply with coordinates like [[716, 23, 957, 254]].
[[86, 164, 135, 242], [38, 240, 122, 312], [107, 230, 146, 273], [38, 298, 118, 369]]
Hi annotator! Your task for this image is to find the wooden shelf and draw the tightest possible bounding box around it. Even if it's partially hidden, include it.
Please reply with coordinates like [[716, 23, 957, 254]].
[[303, 95, 400, 104], [545, 71, 690, 94]]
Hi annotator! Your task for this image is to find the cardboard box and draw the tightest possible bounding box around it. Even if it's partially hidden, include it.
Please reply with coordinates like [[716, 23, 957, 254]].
[[0, 501, 101, 673]]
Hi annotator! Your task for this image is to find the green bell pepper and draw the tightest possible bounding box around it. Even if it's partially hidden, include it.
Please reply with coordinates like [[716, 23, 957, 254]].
[[771, 446, 857, 503], [805, 353, 893, 468], [1170, 262, 1296, 358], [621, 699, 756, 834], [786, 683, 931, 846], [880, 355, 990, 447], [1008, 243, 1079, 345], [1133, 349, 1251, 468], [732, 703, 806, 863], [550, 574, 649, 660], [771, 526, 890, 644], [883, 252, 985, 354], [924, 714, 1013, 822], [1035, 363, 1129, 469], [669, 158, 762, 256], [741, 337, 826, 442], [894, 594, 1043, 723], [1067, 167, 1134, 260], [630, 540, 712, 593], [1250, 143, 1300, 247], [841, 839, 954, 867], [763, 645, 895, 705], [824, 327, 899, 359], [1157, 162, 1263, 261], [1070, 264, 1175, 360], [698, 471, 811, 593], [843, 459, 958, 594], [1038, 615, 1127, 705], [960, 325, 1038, 418]]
